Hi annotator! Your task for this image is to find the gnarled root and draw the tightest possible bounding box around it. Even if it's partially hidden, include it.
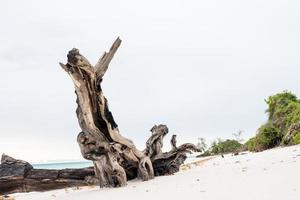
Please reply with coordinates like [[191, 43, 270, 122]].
[[144, 124, 201, 176], [137, 156, 154, 181], [93, 153, 127, 187]]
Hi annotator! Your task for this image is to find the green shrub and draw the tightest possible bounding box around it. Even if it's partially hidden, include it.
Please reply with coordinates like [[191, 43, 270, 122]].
[[254, 123, 282, 151], [210, 139, 242, 154], [285, 102, 300, 128], [264, 91, 299, 134], [293, 132, 300, 145], [249, 91, 300, 151], [246, 138, 256, 152], [201, 91, 300, 153], [265, 91, 298, 121]]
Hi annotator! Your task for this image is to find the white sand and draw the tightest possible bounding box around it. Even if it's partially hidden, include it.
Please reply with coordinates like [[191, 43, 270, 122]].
[[13, 145, 300, 200]]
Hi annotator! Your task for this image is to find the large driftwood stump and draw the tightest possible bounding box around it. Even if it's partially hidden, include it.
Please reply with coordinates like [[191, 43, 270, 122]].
[[59, 38, 200, 188], [0, 38, 201, 195]]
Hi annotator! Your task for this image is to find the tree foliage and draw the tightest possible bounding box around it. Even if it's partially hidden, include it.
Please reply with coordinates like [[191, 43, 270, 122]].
[[210, 139, 242, 154], [293, 132, 300, 145], [247, 91, 300, 151]]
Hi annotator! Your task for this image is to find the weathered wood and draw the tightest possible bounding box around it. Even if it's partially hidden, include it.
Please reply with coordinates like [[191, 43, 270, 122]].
[[60, 38, 155, 187], [0, 154, 33, 178], [60, 38, 201, 187], [144, 125, 200, 176], [0, 154, 94, 195], [0, 38, 201, 194]]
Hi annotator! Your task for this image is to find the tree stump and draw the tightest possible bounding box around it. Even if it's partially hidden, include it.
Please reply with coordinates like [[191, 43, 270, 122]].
[[0, 38, 201, 195], [59, 38, 201, 187]]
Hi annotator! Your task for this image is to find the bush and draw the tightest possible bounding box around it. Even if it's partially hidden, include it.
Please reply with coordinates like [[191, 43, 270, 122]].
[[202, 91, 300, 153], [264, 91, 299, 134], [246, 138, 256, 152], [210, 139, 242, 154], [265, 91, 298, 121], [249, 91, 300, 151], [255, 123, 282, 151], [293, 132, 300, 145], [285, 102, 300, 128]]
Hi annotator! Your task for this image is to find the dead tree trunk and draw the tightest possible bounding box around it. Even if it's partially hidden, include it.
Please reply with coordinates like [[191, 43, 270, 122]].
[[59, 38, 154, 187], [59, 38, 200, 188], [0, 154, 94, 195]]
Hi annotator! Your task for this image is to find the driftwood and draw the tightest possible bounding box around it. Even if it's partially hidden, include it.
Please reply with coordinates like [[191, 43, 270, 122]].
[[145, 125, 199, 176], [0, 38, 201, 194], [59, 38, 200, 188], [0, 154, 94, 195]]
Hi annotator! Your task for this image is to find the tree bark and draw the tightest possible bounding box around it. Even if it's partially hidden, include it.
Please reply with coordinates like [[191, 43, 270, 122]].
[[0, 38, 201, 195], [60, 38, 154, 188], [144, 125, 200, 176], [0, 154, 94, 195], [59, 38, 200, 187]]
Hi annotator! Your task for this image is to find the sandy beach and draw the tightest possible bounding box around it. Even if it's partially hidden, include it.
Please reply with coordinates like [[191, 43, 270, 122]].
[[1, 1, 300, 199], [11, 144, 300, 200]]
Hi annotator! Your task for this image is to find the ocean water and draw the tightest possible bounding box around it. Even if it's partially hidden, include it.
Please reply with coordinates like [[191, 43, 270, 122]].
[[33, 161, 93, 169], [32, 155, 197, 170], [185, 155, 198, 163]]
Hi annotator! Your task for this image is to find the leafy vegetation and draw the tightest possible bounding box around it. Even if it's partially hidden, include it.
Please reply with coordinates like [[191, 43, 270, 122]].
[[198, 91, 300, 155], [196, 136, 242, 157], [246, 91, 300, 151], [196, 138, 242, 157], [210, 139, 242, 155], [245, 137, 256, 152], [254, 123, 282, 151], [293, 132, 300, 145]]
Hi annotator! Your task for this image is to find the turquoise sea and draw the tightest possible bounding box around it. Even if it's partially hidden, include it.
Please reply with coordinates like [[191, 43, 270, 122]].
[[33, 161, 93, 169], [32, 155, 197, 170]]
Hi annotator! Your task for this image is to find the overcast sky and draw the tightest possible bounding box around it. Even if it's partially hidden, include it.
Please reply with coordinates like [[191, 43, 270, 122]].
[[0, 0, 300, 162]]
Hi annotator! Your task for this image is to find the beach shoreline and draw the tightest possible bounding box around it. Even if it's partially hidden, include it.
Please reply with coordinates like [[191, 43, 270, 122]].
[[8, 144, 300, 200]]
